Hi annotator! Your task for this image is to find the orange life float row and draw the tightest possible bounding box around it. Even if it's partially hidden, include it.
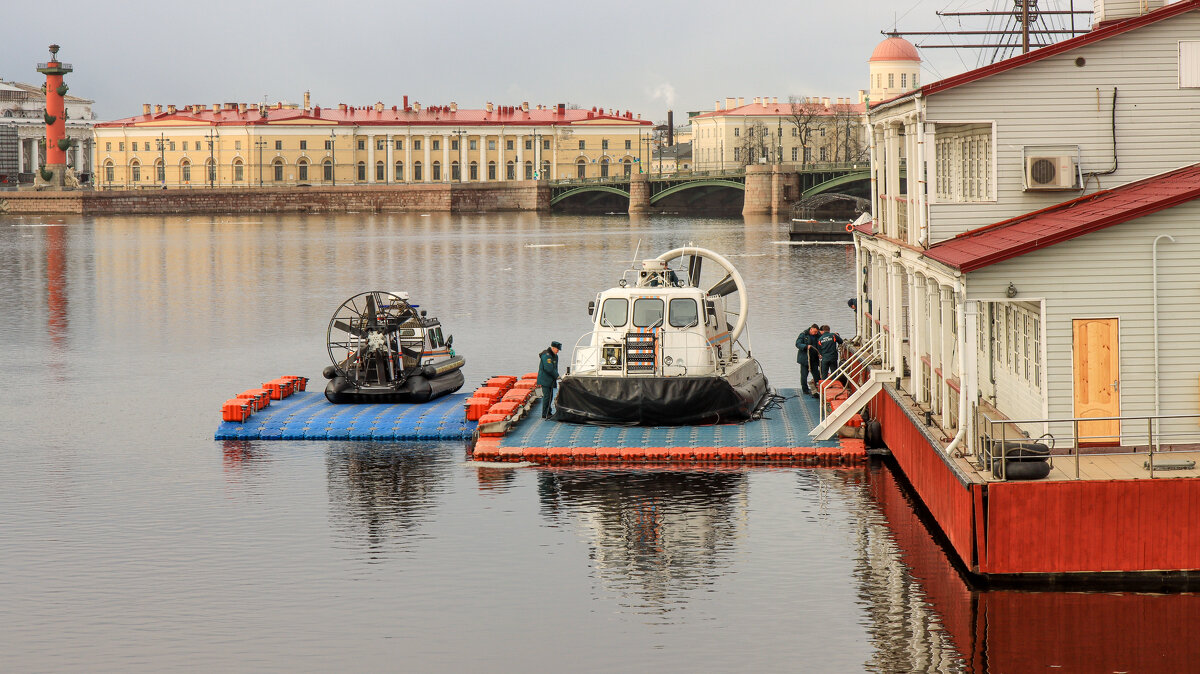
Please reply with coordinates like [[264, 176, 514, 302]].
[[466, 374, 536, 421], [220, 374, 309, 423]]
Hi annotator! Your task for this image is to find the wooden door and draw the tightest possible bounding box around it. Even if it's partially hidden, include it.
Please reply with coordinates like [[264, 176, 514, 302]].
[[1073, 318, 1120, 445]]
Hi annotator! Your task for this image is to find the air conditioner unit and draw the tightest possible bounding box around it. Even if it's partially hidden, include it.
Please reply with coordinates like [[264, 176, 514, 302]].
[[1025, 155, 1076, 190]]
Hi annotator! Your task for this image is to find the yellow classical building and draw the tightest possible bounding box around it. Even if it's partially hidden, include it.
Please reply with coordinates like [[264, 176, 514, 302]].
[[93, 98, 653, 189]]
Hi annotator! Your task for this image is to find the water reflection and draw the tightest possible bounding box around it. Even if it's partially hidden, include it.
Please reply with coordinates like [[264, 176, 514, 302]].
[[536, 468, 746, 613], [325, 443, 451, 557]]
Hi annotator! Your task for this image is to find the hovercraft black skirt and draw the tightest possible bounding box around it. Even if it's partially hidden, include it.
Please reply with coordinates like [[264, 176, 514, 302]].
[[553, 373, 769, 425], [325, 369, 465, 404]]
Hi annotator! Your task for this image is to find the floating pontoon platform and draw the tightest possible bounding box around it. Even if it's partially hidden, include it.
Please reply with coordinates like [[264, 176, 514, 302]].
[[473, 388, 866, 465], [214, 391, 476, 441]]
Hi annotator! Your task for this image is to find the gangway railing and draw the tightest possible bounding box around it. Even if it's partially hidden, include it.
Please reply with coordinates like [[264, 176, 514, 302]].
[[978, 411, 1200, 481], [818, 333, 885, 425]]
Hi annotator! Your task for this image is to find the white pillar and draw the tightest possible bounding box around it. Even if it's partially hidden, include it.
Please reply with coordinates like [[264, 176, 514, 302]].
[[516, 134, 524, 180], [31, 138, 40, 173], [366, 134, 376, 183], [550, 133, 557, 180], [479, 134, 487, 182], [385, 134, 394, 183], [939, 285, 954, 424], [441, 134, 449, 181], [404, 134, 412, 183], [458, 133, 467, 182], [17, 136, 24, 173], [911, 274, 926, 402], [427, 133, 436, 182], [498, 133, 506, 181]]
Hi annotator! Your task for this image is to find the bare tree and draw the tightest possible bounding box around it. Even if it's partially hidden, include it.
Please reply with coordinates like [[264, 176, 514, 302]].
[[735, 120, 770, 167], [786, 96, 825, 168], [830, 101, 868, 164]]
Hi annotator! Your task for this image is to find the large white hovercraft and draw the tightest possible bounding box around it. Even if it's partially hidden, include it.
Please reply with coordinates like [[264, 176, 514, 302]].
[[554, 247, 770, 425]]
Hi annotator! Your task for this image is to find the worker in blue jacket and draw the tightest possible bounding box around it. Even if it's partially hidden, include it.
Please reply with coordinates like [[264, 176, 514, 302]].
[[795, 324, 820, 395], [817, 325, 843, 382], [538, 341, 562, 419]]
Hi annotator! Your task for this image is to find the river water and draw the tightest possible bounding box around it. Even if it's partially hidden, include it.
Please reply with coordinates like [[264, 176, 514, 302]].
[[1, 212, 1193, 672]]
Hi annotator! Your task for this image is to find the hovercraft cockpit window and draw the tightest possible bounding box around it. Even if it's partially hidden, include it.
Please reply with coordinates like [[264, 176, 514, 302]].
[[600, 298, 629, 327], [632, 298, 664, 328], [668, 298, 699, 328]]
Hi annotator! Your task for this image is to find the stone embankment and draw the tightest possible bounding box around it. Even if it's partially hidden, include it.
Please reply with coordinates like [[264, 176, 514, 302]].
[[0, 182, 549, 215]]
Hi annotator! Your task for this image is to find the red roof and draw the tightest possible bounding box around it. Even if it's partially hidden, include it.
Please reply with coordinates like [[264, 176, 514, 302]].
[[873, 0, 1200, 109], [870, 36, 920, 63], [923, 164, 1200, 272], [97, 104, 651, 128], [694, 100, 864, 119]]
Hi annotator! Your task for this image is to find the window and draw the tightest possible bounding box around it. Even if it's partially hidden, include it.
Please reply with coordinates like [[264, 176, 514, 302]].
[[524, 161, 533, 179], [395, 161, 404, 181], [169, 141, 176, 151], [325, 140, 333, 150], [323, 159, 333, 181], [622, 159, 631, 177], [155, 161, 165, 183], [105, 142, 111, 151], [356, 161, 366, 181], [298, 160, 308, 181], [525, 140, 532, 150], [451, 139, 459, 150], [734, 148, 741, 161], [452, 161, 461, 181], [233, 160, 243, 181], [669, 298, 699, 328], [487, 140, 496, 151], [104, 161, 114, 182], [300, 140, 307, 150], [376, 139, 384, 151], [375, 161, 385, 181], [487, 161, 496, 180], [791, 147, 798, 161], [357, 139, 364, 150], [505, 161, 515, 180], [625, 140, 631, 150], [888, 73, 895, 88], [820, 147, 828, 161], [543, 140, 550, 150], [901, 73, 907, 89], [578, 140, 585, 150], [414, 139, 422, 151], [413, 161, 423, 181], [275, 160, 285, 182], [600, 298, 628, 327], [119, 142, 124, 151], [207, 159, 216, 183], [275, 140, 283, 150], [791, 128, 798, 137], [542, 160, 551, 178], [470, 140, 477, 151], [395, 139, 404, 150], [734, 128, 740, 137], [144, 142, 150, 151], [469, 161, 478, 180], [933, 123, 993, 202], [632, 298, 664, 328], [182, 161, 191, 182], [599, 159, 608, 178], [506, 140, 513, 151], [913, 73, 919, 87], [432, 139, 440, 151], [432, 161, 441, 181], [602, 139, 609, 150], [131, 162, 141, 182], [576, 160, 586, 178], [235, 141, 242, 150]]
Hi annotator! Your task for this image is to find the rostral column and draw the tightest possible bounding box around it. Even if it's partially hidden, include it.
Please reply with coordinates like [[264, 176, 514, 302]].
[[35, 44, 74, 188]]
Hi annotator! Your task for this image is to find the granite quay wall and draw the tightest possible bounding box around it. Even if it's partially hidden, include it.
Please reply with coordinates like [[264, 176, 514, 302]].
[[0, 182, 549, 215]]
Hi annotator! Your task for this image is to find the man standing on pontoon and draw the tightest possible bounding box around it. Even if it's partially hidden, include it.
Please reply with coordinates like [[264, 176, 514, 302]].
[[538, 341, 562, 419]]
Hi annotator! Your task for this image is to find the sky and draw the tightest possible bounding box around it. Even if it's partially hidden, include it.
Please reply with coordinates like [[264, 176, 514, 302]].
[[1, 0, 1092, 122]]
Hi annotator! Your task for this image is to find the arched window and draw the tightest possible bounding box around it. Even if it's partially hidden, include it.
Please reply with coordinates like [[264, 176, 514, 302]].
[[451, 161, 461, 181], [469, 161, 478, 181], [505, 160, 515, 180], [297, 159, 308, 182], [322, 159, 333, 182], [181, 159, 191, 183], [155, 159, 165, 184], [233, 159, 244, 182], [394, 161, 404, 181], [413, 161, 423, 181], [487, 161, 496, 180], [356, 161, 366, 181], [375, 160, 385, 181], [130, 160, 141, 183], [273, 159, 285, 182], [432, 161, 441, 181], [104, 160, 114, 184], [600, 158, 609, 178], [206, 158, 216, 184], [524, 161, 533, 180], [576, 159, 586, 178], [622, 159, 632, 177], [541, 160, 551, 179]]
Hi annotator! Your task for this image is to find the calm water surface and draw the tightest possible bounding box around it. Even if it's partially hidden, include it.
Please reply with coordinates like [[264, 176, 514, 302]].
[[0, 212, 1192, 672]]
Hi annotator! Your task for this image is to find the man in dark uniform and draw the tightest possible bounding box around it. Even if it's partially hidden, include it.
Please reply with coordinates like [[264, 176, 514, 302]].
[[817, 324, 843, 382], [538, 341, 562, 419], [795, 324, 821, 395]]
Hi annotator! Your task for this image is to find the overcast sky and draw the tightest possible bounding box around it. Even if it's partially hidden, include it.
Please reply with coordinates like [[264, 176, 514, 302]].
[[1, 0, 1092, 121]]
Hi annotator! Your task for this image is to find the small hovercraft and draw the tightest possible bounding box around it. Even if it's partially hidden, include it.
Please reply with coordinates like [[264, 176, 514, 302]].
[[555, 246, 770, 425], [322, 291, 465, 404]]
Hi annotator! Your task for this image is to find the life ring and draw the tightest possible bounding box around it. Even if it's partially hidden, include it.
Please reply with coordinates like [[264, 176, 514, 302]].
[[844, 223, 855, 232]]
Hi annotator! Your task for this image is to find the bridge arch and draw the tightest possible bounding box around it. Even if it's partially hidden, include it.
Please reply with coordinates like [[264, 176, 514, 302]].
[[801, 170, 871, 199], [549, 184, 630, 207], [649, 179, 745, 204]]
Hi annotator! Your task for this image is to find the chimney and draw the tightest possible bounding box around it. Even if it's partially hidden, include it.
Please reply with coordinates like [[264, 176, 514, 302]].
[[239, 103, 247, 114], [314, 105, 321, 117], [450, 101, 457, 112], [212, 103, 220, 111], [715, 100, 720, 111], [822, 97, 830, 107], [1093, 0, 1165, 27], [557, 103, 565, 114], [374, 101, 384, 112], [304, 90, 310, 109], [249, 103, 258, 112], [772, 96, 778, 104], [486, 102, 494, 112], [167, 104, 176, 114], [521, 101, 529, 112], [737, 97, 745, 107], [858, 89, 866, 104], [413, 101, 421, 112], [142, 103, 151, 115], [667, 110, 674, 147], [339, 103, 347, 111], [154, 104, 162, 114], [725, 97, 735, 110]]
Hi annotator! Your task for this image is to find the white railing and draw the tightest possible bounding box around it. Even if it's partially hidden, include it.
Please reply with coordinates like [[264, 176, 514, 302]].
[[819, 333, 886, 423]]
